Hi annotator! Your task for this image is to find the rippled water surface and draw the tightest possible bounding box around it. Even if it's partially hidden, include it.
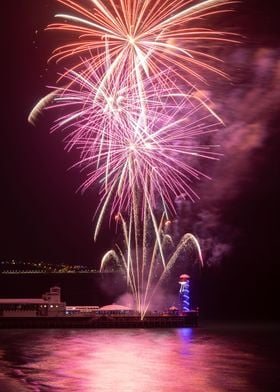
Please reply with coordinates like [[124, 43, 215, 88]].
[[0, 323, 279, 391]]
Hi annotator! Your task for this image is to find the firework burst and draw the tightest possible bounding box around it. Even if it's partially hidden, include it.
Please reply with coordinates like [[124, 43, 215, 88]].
[[48, 0, 237, 88], [30, 0, 236, 315], [48, 59, 223, 238]]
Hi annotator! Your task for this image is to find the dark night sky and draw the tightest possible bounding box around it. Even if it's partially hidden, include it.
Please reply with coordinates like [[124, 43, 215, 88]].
[[1, 1, 280, 319]]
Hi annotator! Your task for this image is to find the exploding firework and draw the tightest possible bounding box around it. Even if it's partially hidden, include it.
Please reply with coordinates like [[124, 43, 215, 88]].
[[31, 0, 236, 315], [48, 0, 237, 89], [46, 58, 223, 238]]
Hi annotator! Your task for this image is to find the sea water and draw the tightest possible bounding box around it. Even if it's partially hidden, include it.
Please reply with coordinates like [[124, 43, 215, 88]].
[[0, 323, 279, 391]]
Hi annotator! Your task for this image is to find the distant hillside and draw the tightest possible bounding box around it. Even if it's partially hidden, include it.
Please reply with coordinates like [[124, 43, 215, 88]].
[[0, 260, 100, 274]]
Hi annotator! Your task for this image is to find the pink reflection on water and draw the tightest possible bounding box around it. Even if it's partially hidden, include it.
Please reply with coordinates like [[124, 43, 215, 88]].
[[5, 328, 261, 392], [46, 329, 200, 391]]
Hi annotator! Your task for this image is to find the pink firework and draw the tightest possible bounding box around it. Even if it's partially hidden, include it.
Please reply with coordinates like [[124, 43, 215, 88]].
[[47, 59, 222, 238], [29, 0, 237, 315]]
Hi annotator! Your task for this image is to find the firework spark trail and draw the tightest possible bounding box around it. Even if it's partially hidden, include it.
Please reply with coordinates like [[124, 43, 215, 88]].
[[28, 91, 58, 126], [100, 212, 203, 319], [143, 233, 203, 316]]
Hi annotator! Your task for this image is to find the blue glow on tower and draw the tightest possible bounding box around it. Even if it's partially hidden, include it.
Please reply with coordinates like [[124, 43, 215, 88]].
[[179, 274, 190, 312]]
